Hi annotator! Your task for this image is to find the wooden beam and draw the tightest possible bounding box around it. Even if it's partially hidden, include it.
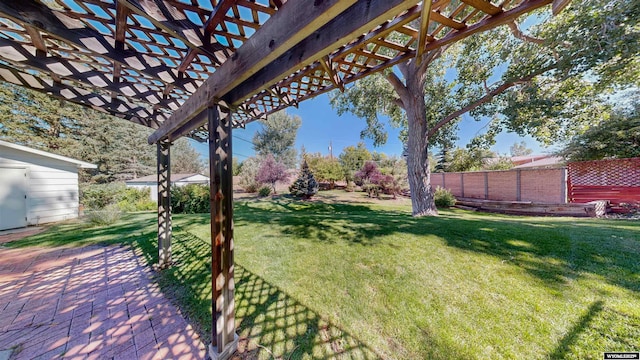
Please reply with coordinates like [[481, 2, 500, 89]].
[[224, 0, 419, 106], [208, 106, 238, 357], [320, 56, 344, 92], [0, 0, 189, 89], [0, 37, 180, 109], [118, 0, 203, 48], [424, 0, 552, 52], [115, 1, 130, 43], [148, 0, 358, 144], [430, 11, 466, 30], [24, 25, 47, 57], [460, 0, 502, 15], [177, 0, 237, 73], [157, 140, 172, 269], [204, 0, 237, 35], [416, 0, 433, 63]]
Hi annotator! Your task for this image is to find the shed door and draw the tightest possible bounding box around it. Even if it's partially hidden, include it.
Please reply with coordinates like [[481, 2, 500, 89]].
[[0, 168, 27, 230]]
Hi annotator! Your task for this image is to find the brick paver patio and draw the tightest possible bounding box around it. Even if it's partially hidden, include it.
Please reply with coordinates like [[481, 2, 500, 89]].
[[0, 244, 207, 359]]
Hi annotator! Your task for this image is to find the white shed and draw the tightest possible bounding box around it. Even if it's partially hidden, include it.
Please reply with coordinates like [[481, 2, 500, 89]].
[[126, 173, 209, 201], [0, 140, 96, 231]]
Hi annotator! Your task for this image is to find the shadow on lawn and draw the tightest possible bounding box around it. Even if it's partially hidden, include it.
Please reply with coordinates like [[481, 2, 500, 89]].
[[234, 199, 640, 294], [137, 225, 383, 359]]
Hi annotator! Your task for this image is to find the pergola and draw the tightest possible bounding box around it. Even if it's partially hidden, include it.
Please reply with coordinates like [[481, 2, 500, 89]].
[[0, 0, 567, 358]]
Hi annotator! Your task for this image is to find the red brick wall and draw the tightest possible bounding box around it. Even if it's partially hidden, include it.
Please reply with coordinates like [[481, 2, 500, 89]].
[[430, 168, 566, 203], [462, 172, 486, 199], [520, 169, 565, 203], [444, 172, 463, 196], [488, 171, 518, 201]]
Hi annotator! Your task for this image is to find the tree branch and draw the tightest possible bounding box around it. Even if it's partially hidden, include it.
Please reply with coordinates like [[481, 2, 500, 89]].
[[508, 21, 545, 45], [386, 72, 408, 109], [426, 63, 557, 138]]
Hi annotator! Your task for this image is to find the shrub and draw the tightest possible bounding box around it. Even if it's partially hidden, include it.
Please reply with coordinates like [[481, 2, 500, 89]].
[[171, 184, 210, 213], [434, 186, 456, 208], [258, 186, 272, 197], [85, 204, 121, 225], [81, 183, 154, 211], [80, 182, 124, 210], [290, 161, 318, 199], [238, 157, 262, 193]]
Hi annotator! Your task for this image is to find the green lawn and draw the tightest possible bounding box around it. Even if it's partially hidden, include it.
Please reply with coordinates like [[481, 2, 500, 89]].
[[7, 191, 640, 359]]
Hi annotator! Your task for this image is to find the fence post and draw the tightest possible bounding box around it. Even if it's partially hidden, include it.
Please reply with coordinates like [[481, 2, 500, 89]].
[[561, 167, 568, 203], [516, 169, 521, 201], [460, 173, 464, 198], [484, 172, 488, 200]]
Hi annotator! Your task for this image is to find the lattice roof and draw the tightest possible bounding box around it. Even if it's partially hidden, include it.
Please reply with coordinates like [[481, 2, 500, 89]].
[[0, 0, 555, 143]]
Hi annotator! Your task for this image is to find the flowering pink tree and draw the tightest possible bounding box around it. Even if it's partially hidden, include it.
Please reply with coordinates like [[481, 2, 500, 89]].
[[256, 154, 289, 194]]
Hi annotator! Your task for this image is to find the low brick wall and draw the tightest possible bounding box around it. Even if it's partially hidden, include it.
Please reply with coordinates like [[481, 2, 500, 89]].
[[431, 168, 567, 204]]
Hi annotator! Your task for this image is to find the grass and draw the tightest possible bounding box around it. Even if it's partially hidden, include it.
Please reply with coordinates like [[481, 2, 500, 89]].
[[5, 191, 640, 359]]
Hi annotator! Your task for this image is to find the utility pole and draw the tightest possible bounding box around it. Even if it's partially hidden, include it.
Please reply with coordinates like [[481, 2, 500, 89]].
[[328, 140, 333, 159]]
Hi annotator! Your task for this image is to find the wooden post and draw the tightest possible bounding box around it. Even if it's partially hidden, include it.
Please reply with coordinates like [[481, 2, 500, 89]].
[[460, 173, 465, 198], [157, 140, 172, 269], [208, 105, 238, 360]]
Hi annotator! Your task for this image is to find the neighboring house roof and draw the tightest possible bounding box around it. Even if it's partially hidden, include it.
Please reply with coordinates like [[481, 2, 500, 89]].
[[126, 173, 208, 184], [0, 140, 96, 168], [513, 156, 564, 169], [510, 154, 555, 166]]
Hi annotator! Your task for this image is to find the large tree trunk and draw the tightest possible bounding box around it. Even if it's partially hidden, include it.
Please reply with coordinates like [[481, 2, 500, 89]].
[[390, 61, 438, 216]]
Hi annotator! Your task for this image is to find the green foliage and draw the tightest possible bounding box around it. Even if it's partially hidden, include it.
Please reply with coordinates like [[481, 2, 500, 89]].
[[305, 153, 343, 188], [446, 148, 494, 172], [0, 83, 203, 183], [258, 185, 272, 197], [171, 184, 210, 214], [434, 186, 456, 208], [170, 138, 206, 174], [80, 182, 125, 210], [80, 183, 155, 211], [559, 102, 640, 161], [252, 110, 301, 168], [338, 142, 372, 183], [485, 156, 515, 171], [85, 204, 122, 225], [232, 158, 242, 176], [510, 141, 533, 157], [238, 156, 262, 193], [289, 161, 319, 199]]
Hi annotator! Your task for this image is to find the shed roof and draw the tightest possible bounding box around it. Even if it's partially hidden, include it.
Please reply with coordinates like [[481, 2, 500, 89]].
[[0, 139, 97, 168]]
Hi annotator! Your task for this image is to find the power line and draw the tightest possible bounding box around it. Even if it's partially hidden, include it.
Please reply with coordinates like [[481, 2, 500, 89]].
[[233, 135, 253, 144]]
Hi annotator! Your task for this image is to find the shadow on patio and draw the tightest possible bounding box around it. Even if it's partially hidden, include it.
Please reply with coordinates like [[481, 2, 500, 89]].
[[0, 244, 206, 359]]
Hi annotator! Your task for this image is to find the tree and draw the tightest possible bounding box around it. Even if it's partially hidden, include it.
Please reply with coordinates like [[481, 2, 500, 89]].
[[171, 138, 205, 174], [252, 110, 301, 168], [0, 83, 204, 183], [338, 142, 371, 184], [289, 160, 319, 199], [304, 153, 343, 189], [510, 141, 533, 157], [255, 154, 289, 194], [331, 0, 639, 216], [238, 156, 262, 192], [559, 102, 640, 161]]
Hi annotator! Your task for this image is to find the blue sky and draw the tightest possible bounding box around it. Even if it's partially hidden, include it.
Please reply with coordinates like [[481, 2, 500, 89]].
[[191, 92, 552, 162]]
